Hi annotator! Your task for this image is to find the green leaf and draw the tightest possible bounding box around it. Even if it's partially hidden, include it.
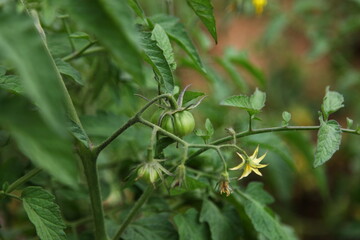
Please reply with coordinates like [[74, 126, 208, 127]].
[[216, 57, 248, 92], [55, 59, 83, 85], [0, 75, 22, 93], [68, 120, 90, 148], [205, 118, 214, 136], [170, 176, 207, 196], [151, 14, 205, 72], [237, 182, 298, 240], [127, 0, 146, 20], [347, 117, 353, 129], [21, 187, 67, 240], [69, 31, 90, 40], [0, 96, 78, 187], [140, 31, 174, 93], [174, 208, 209, 240], [282, 111, 291, 126], [0, 9, 67, 132], [182, 90, 205, 105], [0, 66, 6, 76], [186, 0, 217, 43], [195, 118, 214, 142], [122, 213, 178, 240], [321, 87, 344, 120], [314, 118, 342, 167], [152, 24, 177, 71], [199, 199, 234, 240], [63, 0, 143, 82], [220, 88, 266, 115]]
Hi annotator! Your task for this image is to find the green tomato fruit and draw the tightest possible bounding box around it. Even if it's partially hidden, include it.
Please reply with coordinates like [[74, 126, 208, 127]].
[[161, 111, 195, 137], [137, 165, 158, 183]]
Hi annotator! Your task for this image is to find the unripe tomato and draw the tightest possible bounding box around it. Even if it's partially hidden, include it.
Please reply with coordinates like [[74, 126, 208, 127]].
[[137, 165, 158, 183], [161, 111, 195, 137]]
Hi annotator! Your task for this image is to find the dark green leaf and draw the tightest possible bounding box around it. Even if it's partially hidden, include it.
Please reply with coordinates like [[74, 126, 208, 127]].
[[182, 90, 205, 105], [0, 66, 6, 76], [220, 89, 266, 115], [140, 31, 174, 93], [321, 87, 344, 120], [187, 0, 217, 43], [170, 176, 207, 196], [55, 59, 83, 85], [200, 199, 234, 240], [174, 208, 209, 240], [21, 187, 67, 240], [0, 75, 22, 93], [314, 118, 342, 167], [63, 0, 143, 81], [152, 24, 177, 71], [68, 120, 89, 148], [0, 9, 67, 131], [127, 0, 146, 20], [151, 14, 205, 72]]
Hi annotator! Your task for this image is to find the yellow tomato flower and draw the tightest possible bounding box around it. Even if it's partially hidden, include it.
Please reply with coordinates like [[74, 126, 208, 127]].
[[252, 0, 267, 15], [230, 146, 268, 180]]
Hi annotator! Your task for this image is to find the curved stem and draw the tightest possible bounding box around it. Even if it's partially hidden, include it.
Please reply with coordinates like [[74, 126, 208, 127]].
[[112, 186, 154, 240], [62, 41, 98, 62], [6, 168, 42, 193]]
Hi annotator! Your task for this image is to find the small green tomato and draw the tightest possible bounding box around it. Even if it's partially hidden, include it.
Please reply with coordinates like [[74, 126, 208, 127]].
[[161, 111, 195, 137]]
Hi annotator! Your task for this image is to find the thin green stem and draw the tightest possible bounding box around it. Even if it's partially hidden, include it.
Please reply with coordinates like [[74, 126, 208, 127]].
[[112, 186, 154, 240], [62, 41, 98, 62], [216, 148, 228, 170], [61, 16, 76, 51], [248, 113, 253, 132], [6, 168, 41, 193]]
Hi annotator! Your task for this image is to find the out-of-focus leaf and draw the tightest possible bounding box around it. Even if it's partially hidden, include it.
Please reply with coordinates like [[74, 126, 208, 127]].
[[314, 118, 342, 167], [182, 90, 205, 105], [321, 87, 344, 120], [63, 0, 143, 81], [282, 111, 292, 126], [69, 31, 90, 40], [151, 14, 205, 72], [170, 176, 207, 196], [140, 31, 174, 93], [216, 57, 248, 92], [152, 24, 177, 71], [122, 213, 178, 240], [0, 75, 22, 93], [68, 120, 89, 148], [0, 9, 67, 132], [186, 0, 217, 43], [200, 199, 234, 240], [0, 66, 6, 76], [221, 88, 266, 115], [174, 208, 209, 240], [0, 97, 78, 187], [347, 117, 353, 129], [236, 182, 298, 240], [21, 187, 67, 240], [127, 0, 146, 20], [262, 14, 288, 45], [55, 59, 83, 85]]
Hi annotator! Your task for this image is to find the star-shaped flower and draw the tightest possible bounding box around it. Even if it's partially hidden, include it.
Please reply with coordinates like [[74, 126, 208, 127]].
[[230, 146, 268, 180]]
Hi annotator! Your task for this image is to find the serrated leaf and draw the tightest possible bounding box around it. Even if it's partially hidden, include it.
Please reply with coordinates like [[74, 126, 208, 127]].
[[152, 24, 177, 71], [0, 9, 67, 132], [321, 87, 344, 120], [63, 0, 143, 82], [122, 213, 178, 240], [55, 59, 83, 85], [140, 31, 174, 93], [237, 182, 298, 240], [0, 75, 22, 93], [186, 0, 217, 43], [314, 118, 342, 167], [199, 199, 234, 240], [21, 187, 67, 240], [151, 14, 205, 72], [205, 118, 214, 136], [221, 88, 266, 115], [174, 208, 209, 240]]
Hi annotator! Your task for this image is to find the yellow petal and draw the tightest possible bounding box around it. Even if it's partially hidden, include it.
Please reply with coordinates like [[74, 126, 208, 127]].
[[256, 163, 268, 168], [253, 152, 267, 164], [230, 161, 245, 171], [239, 164, 252, 179], [250, 146, 259, 159], [252, 168, 263, 176]]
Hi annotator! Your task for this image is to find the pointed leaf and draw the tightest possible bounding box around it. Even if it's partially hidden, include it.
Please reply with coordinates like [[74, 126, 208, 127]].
[[21, 187, 67, 240], [321, 87, 344, 120], [186, 0, 217, 43], [221, 89, 266, 115], [55, 59, 83, 85], [140, 31, 174, 93], [314, 118, 342, 167], [174, 208, 209, 240], [152, 24, 177, 71], [151, 14, 205, 72]]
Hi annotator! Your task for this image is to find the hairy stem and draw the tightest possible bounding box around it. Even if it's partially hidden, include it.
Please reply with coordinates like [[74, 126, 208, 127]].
[[112, 186, 154, 240], [6, 168, 42, 193]]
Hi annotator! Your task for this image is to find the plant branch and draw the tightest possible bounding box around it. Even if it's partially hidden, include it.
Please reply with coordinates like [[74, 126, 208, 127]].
[[112, 186, 154, 240], [6, 168, 42, 193], [62, 41, 98, 62]]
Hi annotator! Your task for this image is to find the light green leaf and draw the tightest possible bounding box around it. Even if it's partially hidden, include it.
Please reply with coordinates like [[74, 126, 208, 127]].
[[220, 88, 266, 115], [151, 14, 205, 72], [346, 117, 353, 129], [237, 182, 298, 240], [205, 118, 214, 136], [314, 118, 342, 167], [122, 213, 178, 240], [69, 31, 90, 39], [152, 24, 177, 71], [186, 0, 217, 43], [199, 199, 234, 240], [174, 208, 209, 240], [0, 9, 67, 132], [0, 96, 78, 187], [63, 0, 143, 82], [140, 31, 174, 93], [0, 66, 6, 76], [0, 75, 22, 93], [127, 0, 146, 20], [55, 59, 83, 85], [282, 111, 291, 126], [321, 87, 344, 120], [21, 187, 67, 240]]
